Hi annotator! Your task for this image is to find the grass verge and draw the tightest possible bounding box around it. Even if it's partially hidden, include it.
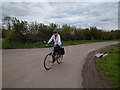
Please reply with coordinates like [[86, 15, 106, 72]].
[[96, 44, 120, 88], [2, 39, 118, 49]]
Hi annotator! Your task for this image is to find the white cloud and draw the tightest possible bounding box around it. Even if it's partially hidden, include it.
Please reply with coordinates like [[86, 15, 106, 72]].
[[2, 2, 118, 30], [2, 0, 120, 2]]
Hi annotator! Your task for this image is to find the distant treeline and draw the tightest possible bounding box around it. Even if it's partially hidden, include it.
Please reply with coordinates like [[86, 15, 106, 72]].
[[2, 16, 120, 43]]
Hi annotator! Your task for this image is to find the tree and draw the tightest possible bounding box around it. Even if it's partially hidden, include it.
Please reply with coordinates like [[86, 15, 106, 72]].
[[9, 17, 29, 43], [2, 16, 12, 30], [2, 16, 119, 45]]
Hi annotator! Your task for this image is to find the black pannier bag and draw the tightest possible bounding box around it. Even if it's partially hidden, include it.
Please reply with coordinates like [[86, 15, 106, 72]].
[[60, 47, 65, 55]]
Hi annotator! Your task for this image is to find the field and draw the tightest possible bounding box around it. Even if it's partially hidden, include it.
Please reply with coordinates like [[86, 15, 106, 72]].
[[96, 44, 120, 88]]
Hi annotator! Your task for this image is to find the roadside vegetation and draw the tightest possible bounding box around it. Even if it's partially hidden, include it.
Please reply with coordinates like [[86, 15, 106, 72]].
[[1, 39, 117, 49], [1, 16, 120, 49], [96, 44, 120, 88]]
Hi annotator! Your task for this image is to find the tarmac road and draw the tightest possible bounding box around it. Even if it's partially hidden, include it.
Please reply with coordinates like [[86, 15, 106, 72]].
[[2, 41, 118, 88]]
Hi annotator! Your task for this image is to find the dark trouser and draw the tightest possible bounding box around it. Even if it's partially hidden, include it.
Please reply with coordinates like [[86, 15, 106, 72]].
[[53, 46, 61, 62]]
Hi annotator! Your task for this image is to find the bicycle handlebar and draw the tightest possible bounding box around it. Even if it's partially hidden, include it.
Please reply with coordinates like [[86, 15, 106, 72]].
[[46, 44, 53, 47]]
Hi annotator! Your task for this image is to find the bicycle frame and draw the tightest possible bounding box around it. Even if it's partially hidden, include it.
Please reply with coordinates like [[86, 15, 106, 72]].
[[46, 44, 62, 58], [46, 45, 54, 55], [48, 46, 54, 53]]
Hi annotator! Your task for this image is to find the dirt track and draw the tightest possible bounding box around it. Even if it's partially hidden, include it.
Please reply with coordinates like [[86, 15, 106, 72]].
[[2, 41, 118, 88]]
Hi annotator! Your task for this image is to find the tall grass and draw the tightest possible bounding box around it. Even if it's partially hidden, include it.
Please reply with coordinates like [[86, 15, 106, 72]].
[[96, 44, 120, 88]]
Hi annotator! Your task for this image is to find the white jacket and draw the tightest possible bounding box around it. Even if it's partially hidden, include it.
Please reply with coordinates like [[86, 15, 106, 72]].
[[48, 34, 62, 45]]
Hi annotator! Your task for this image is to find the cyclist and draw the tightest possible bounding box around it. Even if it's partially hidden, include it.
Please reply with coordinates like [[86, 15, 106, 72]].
[[47, 30, 62, 62]]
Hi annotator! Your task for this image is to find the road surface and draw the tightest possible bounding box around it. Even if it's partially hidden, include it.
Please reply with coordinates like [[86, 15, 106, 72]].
[[2, 41, 118, 88]]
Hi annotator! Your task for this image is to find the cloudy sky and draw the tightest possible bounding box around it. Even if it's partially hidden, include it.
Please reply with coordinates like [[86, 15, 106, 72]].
[[2, 2, 118, 30]]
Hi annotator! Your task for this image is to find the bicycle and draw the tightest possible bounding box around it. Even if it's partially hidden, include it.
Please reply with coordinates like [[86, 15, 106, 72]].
[[44, 44, 63, 70]]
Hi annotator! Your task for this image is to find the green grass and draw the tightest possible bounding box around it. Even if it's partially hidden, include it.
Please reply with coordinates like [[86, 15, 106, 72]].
[[2, 39, 118, 49], [62, 40, 117, 46], [96, 44, 120, 88]]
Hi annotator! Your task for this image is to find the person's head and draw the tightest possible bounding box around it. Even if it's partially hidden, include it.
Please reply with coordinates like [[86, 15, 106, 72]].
[[53, 30, 58, 36]]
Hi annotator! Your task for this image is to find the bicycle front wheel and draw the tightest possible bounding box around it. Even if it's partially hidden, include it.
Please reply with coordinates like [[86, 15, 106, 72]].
[[44, 53, 53, 70]]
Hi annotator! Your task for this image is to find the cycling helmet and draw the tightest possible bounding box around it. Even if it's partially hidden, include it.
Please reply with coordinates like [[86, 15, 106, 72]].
[[53, 30, 58, 33]]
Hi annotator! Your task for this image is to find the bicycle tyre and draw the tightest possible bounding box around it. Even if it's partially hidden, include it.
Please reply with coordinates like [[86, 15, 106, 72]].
[[44, 53, 53, 70], [57, 55, 63, 64]]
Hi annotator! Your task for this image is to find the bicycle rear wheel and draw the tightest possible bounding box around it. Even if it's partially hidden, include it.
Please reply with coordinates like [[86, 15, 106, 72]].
[[57, 55, 63, 64], [44, 53, 53, 70]]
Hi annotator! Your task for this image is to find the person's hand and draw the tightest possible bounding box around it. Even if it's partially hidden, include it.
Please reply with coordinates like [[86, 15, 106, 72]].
[[46, 44, 48, 47], [46, 42, 50, 46]]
